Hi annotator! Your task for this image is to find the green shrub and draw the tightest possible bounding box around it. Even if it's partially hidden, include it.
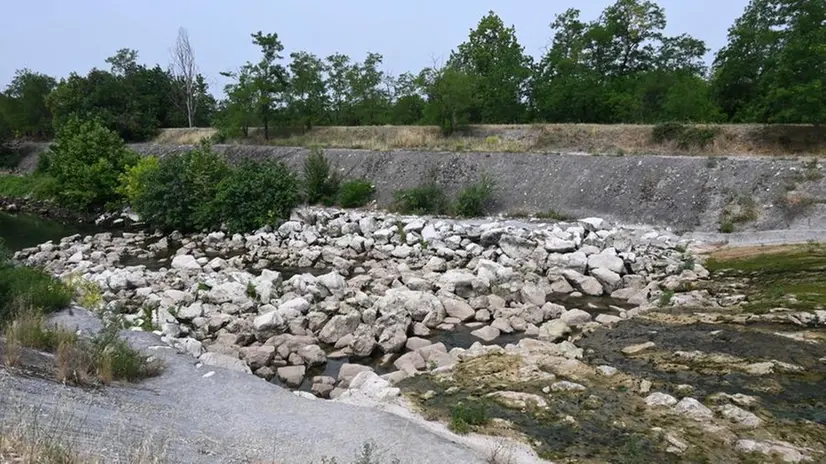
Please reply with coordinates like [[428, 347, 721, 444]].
[[46, 117, 139, 210], [454, 174, 496, 217], [338, 179, 375, 208], [303, 147, 340, 205], [132, 141, 229, 232], [392, 184, 449, 215], [449, 401, 489, 434], [91, 325, 161, 382], [116, 155, 159, 206], [212, 159, 300, 233], [0, 264, 72, 324], [658, 290, 675, 307]]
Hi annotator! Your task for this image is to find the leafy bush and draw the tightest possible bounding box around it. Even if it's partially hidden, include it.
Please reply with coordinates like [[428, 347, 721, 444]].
[[303, 147, 340, 205], [0, 264, 72, 325], [338, 179, 375, 208], [392, 183, 450, 215], [449, 401, 489, 434], [454, 174, 496, 217], [131, 141, 229, 232], [116, 155, 159, 206], [212, 159, 300, 232], [46, 117, 138, 210]]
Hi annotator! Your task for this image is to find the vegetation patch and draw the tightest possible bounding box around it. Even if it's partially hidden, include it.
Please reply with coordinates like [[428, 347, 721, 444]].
[[0, 264, 72, 325], [338, 179, 375, 208], [454, 173, 496, 218], [0, 174, 56, 199], [213, 159, 300, 233], [705, 243, 826, 312], [392, 184, 450, 216], [652, 123, 720, 150], [303, 147, 340, 206]]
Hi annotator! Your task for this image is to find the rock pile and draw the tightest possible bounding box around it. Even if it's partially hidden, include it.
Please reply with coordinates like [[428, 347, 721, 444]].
[[15, 207, 703, 396]]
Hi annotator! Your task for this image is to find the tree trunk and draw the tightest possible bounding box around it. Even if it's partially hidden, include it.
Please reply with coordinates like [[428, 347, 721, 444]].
[[263, 115, 269, 140]]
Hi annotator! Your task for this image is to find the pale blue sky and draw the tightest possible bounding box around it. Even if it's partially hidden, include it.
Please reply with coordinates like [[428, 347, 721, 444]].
[[2, 0, 749, 95]]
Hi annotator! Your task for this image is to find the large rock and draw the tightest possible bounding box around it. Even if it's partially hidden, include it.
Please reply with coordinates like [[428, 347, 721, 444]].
[[171, 255, 201, 271], [199, 352, 252, 374], [438, 271, 487, 298], [476, 259, 515, 286], [253, 309, 286, 341], [538, 319, 571, 342], [562, 270, 604, 296], [318, 312, 361, 344], [337, 363, 373, 387], [675, 397, 713, 421], [205, 282, 248, 304], [590, 267, 622, 292], [393, 351, 426, 375], [560, 309, 592, 327], [298, 344, 327, 367], [317, 272, 346, 292], [499, 235, 535, 261], [645, 392, 678, 407], [520, 283, 546, 306], [241, 345, 275, 370], [471, 325, 501, 342], [440, 298, 475, 322], [588, 251, 625, 274], [276, 365, 306, 387], [719, 404, 762, 428], [375, 312, 411, 353], [544, 237, 577, 253], [374, 288, 445, 326]]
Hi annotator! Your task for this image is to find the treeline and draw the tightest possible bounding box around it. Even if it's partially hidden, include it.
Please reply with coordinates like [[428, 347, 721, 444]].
[[0, 0, 823, 144]]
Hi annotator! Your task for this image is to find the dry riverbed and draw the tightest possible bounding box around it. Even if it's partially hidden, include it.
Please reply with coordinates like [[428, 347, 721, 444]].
[[4, 209, 825, 462]]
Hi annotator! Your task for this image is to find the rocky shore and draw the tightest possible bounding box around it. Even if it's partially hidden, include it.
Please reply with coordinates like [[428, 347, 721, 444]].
[[14, 208, 697, 392], [13, 208, 825, 462]]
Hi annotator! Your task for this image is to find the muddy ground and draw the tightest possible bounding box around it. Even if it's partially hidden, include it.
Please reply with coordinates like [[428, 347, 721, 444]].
[[400, 244, 826, 463]]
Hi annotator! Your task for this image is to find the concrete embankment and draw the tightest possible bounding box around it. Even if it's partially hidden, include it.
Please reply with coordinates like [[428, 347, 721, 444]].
[[129, 144, 826, 233], [13, 141, 826, 233]]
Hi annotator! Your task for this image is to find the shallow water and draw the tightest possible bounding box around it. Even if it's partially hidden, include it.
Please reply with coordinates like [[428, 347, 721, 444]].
[[0, 212, 97, 252]]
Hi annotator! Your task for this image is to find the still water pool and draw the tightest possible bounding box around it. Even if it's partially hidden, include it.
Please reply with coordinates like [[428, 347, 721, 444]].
[[0, 211, 96, 252]]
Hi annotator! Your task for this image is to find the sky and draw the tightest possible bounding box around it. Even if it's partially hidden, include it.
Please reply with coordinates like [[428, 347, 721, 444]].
[[1, 0, 750, 96]]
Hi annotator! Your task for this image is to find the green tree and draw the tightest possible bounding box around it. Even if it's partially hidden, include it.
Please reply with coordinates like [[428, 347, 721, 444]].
[[711, 0, 783, 121], [241, 31, 289, 140], [760, 0, 826, 129], [46, 117, 138, 210], [389, 72, 425, 124], [449, 11, 533, 123], [532, 0, 712, 123], [345, 52, 391, 125], [421, 65, 479, 134], [289, 51, 328, 129], [217, 67, 257, 138], [132, 141, 229, 231], [213, 159, 299, 232], [1, 69, 57, 138], [325, 53, 353, 125]]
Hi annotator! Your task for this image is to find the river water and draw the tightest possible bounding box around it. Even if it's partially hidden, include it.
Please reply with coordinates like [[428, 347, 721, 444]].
[[0, 211, 95, 252]]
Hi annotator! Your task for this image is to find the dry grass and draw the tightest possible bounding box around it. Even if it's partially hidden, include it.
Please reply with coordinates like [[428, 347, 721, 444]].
[[0, 406, 169, 464], [154, 124, 826, 156], [2, 307, 164, 387]]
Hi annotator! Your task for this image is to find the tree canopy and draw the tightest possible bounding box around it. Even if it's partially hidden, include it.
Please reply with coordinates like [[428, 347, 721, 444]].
[[1, 1, 824, 142]]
